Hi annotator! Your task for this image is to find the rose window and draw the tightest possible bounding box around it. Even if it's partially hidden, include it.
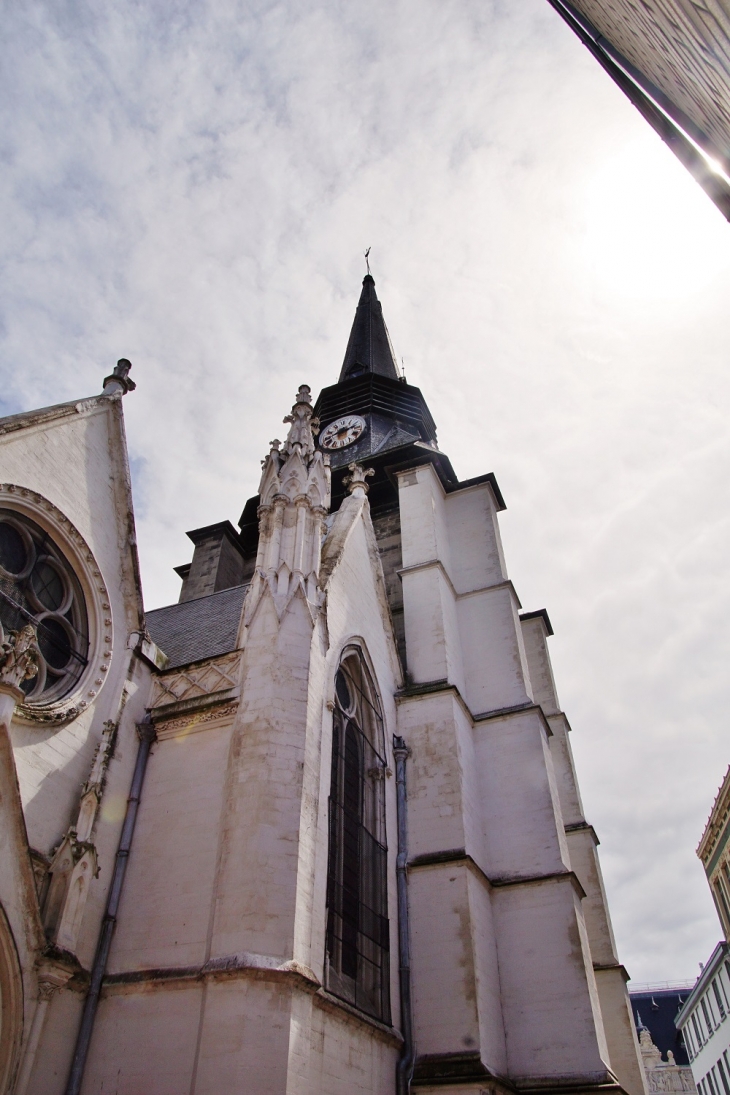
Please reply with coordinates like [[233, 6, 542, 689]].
[[0, 511, 89, 702]]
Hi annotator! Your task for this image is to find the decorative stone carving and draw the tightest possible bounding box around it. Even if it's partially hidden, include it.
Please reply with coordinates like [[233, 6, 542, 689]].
[[0, 484, 114, 726], [154, 701, 239, 740], [76, 719, 117, 842], [245, 385, 331, 624], [0, 624, 40, 691], [37, 980, 58, 1003], [282, 384, 318, 458], [638, 1025, 697, 1093], [43, 836, 98, 953], [149, 651, 241, 710], [102, 358, 136, 395], [343, 463, 375, 496], [42, 719, 117, 954]]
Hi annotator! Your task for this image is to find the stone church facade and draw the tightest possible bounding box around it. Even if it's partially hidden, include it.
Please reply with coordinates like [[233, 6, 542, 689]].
[[0, 276, 646, 1094]]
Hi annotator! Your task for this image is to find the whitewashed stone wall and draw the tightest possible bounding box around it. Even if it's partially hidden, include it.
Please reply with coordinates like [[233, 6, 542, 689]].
[[396, 461, 646, 1094], [0, 393, 156, 1095]]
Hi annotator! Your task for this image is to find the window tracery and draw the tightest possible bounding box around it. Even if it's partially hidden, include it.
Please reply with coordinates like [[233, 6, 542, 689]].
[[0, 510, 88, 702], [326, 648, 390, 1023]]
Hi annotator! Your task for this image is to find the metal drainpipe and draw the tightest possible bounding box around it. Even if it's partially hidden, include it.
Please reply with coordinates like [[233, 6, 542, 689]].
[[393, 735, 415, 1095], [64, 714, 156, 1095]]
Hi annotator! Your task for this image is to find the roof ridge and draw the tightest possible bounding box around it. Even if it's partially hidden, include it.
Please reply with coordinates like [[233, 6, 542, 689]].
[[146, 580, 250, 616]]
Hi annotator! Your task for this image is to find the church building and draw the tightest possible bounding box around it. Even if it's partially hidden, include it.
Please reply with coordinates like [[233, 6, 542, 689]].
[[0, 275, 647, 1094]]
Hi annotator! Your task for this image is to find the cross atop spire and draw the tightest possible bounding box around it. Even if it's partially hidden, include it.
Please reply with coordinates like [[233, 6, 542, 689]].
[[338, 273, 400, 383]]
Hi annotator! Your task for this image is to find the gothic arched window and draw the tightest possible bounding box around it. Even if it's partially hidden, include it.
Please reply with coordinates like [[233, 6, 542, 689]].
[[0, 510, 89, 702], [326, 650, 390, 1022]]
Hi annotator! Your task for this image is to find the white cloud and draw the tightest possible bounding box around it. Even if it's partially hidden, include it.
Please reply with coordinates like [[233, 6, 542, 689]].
[[2, 0, 730, 983]]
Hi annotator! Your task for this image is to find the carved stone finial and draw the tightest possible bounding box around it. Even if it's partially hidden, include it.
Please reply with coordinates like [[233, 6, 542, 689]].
[[248, 380, 332, 626], [281, 383, 318, 458], [343, 463, 375, 496], [102, 358, 136, 395], [0, 624, 40, 690]]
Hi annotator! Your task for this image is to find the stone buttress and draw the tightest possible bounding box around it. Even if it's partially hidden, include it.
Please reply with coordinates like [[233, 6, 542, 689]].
[[82, 385, 403, 1095]]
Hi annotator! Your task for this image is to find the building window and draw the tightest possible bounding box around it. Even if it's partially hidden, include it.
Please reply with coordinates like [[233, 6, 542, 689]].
[[325, 650, 390, 1023], [714, 979, 727, 1021], [719, 962, 730, 1011], [717, 1058, 730, 1095], [0, 511, 88, 702], [695, 1012, 706, 1046], [715, 880, 730, 935], [685, 1025, 696, 1059], [703, 996, 716, 1032]]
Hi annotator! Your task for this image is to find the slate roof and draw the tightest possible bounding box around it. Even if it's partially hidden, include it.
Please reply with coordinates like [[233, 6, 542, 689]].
[[630, 987, 693, 1065], [146, 583, 248, 669], [339, 274, 400, 382]]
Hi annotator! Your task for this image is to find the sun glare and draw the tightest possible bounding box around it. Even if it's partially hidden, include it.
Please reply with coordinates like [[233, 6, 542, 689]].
[[578, 138, 730, 302], [706, 156, 729, 180]]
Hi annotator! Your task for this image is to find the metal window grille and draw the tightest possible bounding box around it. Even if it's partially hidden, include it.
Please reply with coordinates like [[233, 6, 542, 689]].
[[326, 651, 390, 1023]]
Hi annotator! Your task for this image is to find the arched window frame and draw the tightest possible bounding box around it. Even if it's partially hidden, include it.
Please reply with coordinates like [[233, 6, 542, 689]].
[[0, 509, 89, 703], [325, 646, 391, 1023], [0, 904, 23, 1094], [0, 484, 115, 727]]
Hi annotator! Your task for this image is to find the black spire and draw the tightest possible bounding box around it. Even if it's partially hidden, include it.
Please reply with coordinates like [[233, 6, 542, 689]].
[[339, 275, 400, 382]]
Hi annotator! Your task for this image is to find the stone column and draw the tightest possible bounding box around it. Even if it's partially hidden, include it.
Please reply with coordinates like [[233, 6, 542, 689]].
[[13, 967, 72, 1095], [0, 625, 40, 882], [0, 625, 51, 1095]]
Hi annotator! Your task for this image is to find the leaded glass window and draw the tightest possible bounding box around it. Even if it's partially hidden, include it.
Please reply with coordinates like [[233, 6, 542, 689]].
[[326, 650, 390, 1022], [0, 511, 88, 702]]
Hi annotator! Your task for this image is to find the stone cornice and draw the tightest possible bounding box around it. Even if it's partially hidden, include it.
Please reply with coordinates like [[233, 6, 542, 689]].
[[0, 394, 112, 437], [153, 702, 239, 740], [565, 820, 600, 846], [396, 680, 553, 738], [407, 848, 586, 900], [148, 651, 241, 725], [411, 1051, 618, 1092], [698, 763, 730, 866], [102, 953, 401, 1046], [592, 962, 630, 984], [397, 560, 523, 610]]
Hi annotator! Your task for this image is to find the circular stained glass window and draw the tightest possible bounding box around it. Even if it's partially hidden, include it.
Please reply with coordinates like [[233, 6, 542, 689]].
[[0, 512, 88, 703]]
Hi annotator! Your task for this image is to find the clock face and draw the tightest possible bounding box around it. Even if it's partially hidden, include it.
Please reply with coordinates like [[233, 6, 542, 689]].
[[319, 415, 367, 451]]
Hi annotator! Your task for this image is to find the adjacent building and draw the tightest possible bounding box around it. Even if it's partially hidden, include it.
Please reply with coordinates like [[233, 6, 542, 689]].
[[673, 768, 730, 1095], [630, 982, 697, 1092], [676, 944, 730, 1095], [546, 0, 730, 219], [698, 766, 730, 939], [631, 983, 695, 1067]]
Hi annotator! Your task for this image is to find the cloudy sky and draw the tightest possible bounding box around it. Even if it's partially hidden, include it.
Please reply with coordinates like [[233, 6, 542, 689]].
[[3, 0, 730, 985]]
